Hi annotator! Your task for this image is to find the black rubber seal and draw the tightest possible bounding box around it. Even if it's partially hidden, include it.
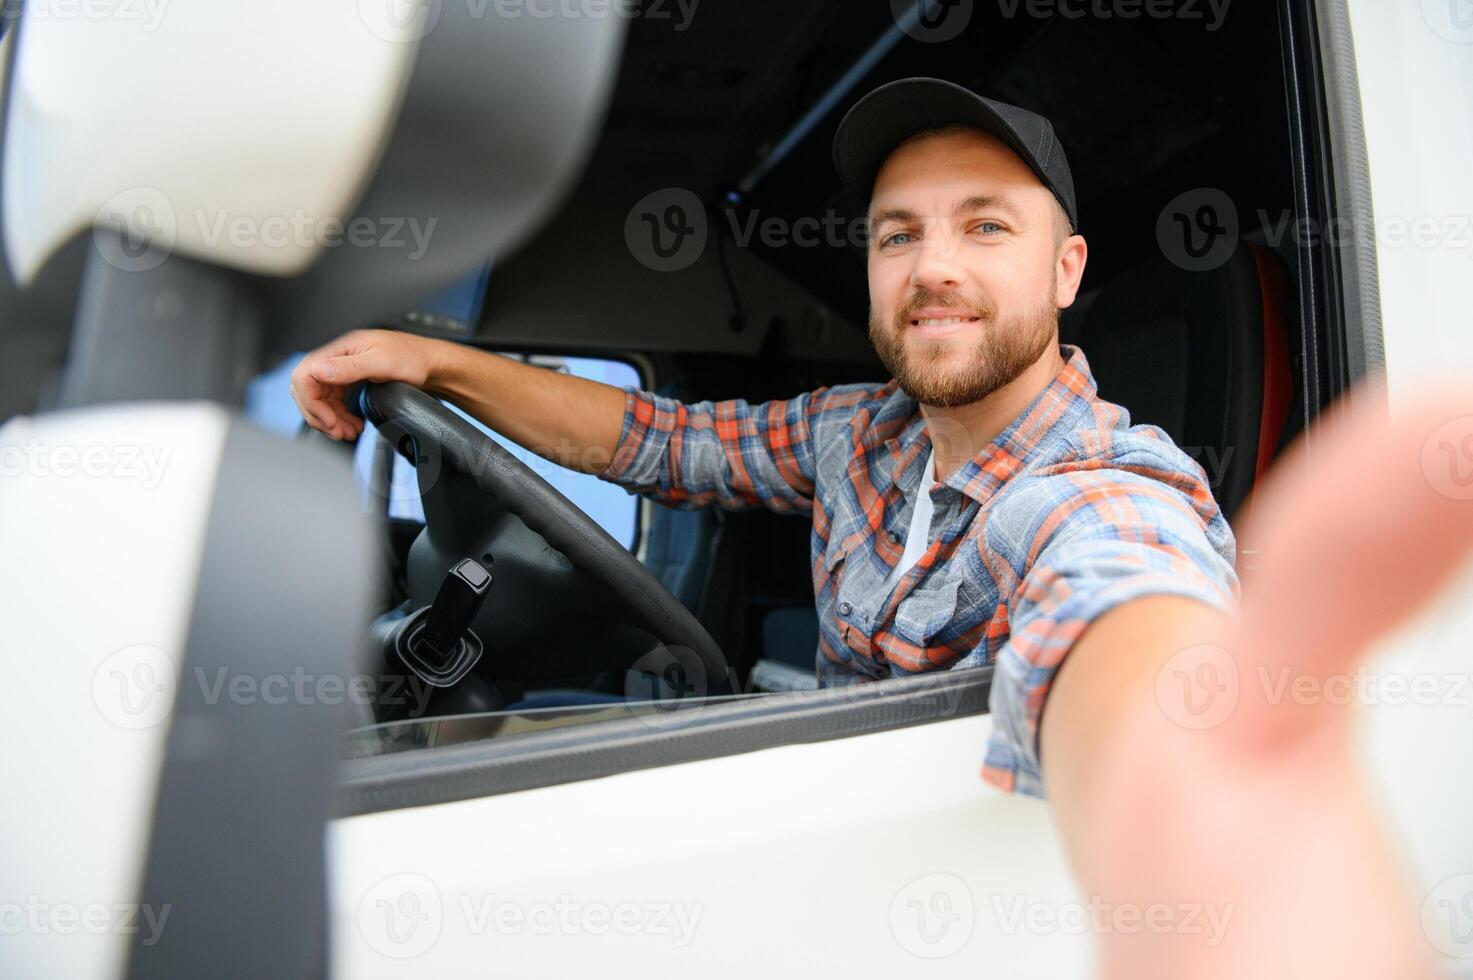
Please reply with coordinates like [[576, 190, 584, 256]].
[[1313, 0, 1384, 381], [336, 666, 993, 817]]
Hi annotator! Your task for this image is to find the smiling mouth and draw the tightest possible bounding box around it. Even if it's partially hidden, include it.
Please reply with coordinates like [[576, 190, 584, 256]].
[[910, 316, 981, 327]]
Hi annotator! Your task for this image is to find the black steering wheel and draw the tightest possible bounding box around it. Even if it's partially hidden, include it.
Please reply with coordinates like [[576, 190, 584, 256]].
[[359, 381, 732, 698]]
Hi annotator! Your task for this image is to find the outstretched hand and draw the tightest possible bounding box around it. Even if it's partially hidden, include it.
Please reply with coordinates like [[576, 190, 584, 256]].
[[1056, 381, 1471, 978]]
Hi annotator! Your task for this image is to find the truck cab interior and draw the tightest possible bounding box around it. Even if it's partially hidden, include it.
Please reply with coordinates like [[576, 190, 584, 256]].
[[329, 0, 1330, 722]]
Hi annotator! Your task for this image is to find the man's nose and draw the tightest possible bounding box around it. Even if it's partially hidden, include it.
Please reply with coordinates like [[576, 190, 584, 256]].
[[908, 233, 964, 293]]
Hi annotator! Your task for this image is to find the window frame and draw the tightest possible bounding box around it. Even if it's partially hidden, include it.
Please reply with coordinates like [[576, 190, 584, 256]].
[[1278, 0, 1385, 418]]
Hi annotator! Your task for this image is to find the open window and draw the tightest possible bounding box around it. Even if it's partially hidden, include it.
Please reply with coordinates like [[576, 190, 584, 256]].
[[333, 0, 1374, 815]]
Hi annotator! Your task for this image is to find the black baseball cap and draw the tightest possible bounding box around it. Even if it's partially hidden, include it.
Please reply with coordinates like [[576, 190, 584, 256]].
[[832, 77, 1078, 232]]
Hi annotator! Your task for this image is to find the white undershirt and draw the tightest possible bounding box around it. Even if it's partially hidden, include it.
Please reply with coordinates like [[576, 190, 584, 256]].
[[880, 450, 937, 595]]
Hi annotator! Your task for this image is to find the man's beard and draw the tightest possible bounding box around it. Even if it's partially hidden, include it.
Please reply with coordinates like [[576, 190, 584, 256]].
[[868, 285, 1060, 409]]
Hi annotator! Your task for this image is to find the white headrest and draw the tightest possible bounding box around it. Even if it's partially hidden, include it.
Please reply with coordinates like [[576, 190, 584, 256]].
[[1, 0, 626, 356], [3, 4, 420, 281]]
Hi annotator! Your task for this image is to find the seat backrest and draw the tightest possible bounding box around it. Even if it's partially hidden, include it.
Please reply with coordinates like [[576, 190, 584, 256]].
[[1072, 242, 1293, 520], [645, 504, 721, 613]]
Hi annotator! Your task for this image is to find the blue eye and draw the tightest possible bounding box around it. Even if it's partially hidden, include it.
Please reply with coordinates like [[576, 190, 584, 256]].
[[974, 221, 1004, 235], [881, 232, 914, 248]]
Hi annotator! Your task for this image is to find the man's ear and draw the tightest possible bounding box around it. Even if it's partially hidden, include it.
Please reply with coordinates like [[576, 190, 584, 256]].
[[1054, 233, 1088, 309]]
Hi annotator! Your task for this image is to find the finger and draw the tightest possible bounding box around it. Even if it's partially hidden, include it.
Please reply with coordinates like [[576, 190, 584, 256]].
[[290, 366, 342, 431], [333, 411, 365, 442], [328, 392, 366, 436], [1227, 380, 1473, 744], [303, 392, 339, 431]]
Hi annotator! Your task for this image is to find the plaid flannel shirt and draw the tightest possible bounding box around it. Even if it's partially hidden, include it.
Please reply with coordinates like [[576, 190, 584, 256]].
[[601, 344, 1239, 797]]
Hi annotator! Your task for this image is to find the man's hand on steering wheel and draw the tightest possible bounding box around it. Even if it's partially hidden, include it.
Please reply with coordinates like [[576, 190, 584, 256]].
[[290, 329, 445, 443], [289, 328, 628, 477]]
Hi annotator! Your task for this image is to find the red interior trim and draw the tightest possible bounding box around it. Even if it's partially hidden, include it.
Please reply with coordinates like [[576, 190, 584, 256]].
[[1248, 243, 1292, 487]]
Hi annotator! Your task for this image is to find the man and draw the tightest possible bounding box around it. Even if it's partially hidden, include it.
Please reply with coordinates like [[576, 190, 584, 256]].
[[296, 78, 1443, 974]]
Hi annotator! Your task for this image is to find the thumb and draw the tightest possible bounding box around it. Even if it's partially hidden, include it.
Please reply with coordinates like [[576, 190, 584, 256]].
[[312, 349, 391, 386], [1225, 378, 1473, 747]]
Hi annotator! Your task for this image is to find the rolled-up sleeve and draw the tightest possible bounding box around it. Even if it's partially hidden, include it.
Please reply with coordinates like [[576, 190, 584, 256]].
[[599, 387, 829, 514], [980, 461, 1240, 798]]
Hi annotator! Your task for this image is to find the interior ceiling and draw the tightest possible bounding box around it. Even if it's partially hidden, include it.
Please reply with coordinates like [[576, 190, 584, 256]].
[[520, 0, 1292, 329], [599, 0, 879, 187]]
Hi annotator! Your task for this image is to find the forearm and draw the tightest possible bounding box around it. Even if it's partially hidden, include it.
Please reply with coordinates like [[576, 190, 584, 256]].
[[422, 339, 628, 475], [1038, 594, 1221, 878]]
